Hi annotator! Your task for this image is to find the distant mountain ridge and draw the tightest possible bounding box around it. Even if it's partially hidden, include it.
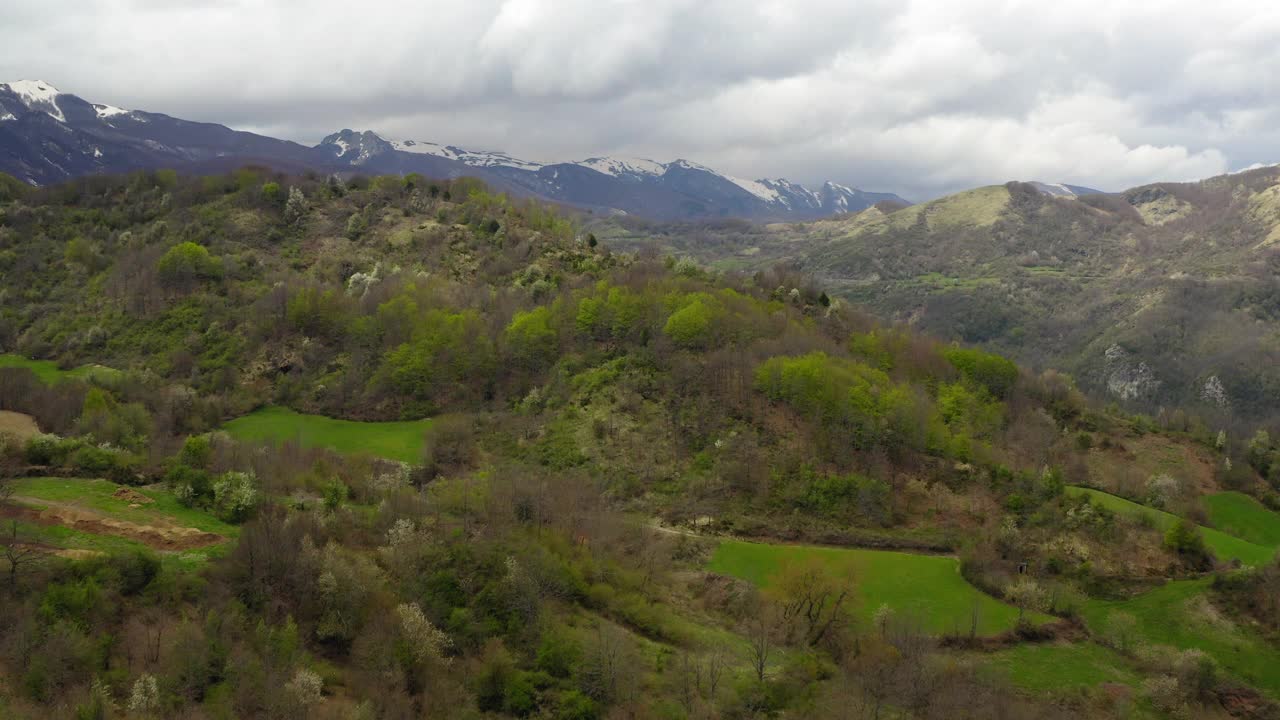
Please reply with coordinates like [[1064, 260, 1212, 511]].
[[317, 128, 905, 220], [0, 80, 905, 220]]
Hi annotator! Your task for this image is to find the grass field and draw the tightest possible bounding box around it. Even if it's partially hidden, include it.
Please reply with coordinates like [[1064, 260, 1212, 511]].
[[708, 540, 1051, 636], [1081, 578, 1280, 695], [6, 477, 236, 570], [11, 477, 239, 538], [1068, 487, 1276, 566], [976, 641, 1142, 693], [0, 353, 120, 384], [222, 405, 432, 464], [1205, 491, 1280, 548]]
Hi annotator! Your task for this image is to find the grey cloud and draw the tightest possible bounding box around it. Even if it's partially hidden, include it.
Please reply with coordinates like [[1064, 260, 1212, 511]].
[[1, 0, 1277, 200]]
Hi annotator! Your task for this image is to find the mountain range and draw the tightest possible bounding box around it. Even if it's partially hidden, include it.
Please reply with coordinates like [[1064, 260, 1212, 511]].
[[0, 80, 904, 221]]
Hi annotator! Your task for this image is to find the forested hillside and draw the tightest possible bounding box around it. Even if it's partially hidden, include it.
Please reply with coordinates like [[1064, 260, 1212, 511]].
[[597, 170, 1280, 426], [2, 168, 1280, 719]]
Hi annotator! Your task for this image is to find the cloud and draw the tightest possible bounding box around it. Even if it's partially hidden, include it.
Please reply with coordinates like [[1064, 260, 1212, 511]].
[[0, 0, 1275, 199]]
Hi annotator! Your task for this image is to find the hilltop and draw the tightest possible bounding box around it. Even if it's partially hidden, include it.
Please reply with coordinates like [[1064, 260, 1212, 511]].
[[600, 168, 1280, 424]]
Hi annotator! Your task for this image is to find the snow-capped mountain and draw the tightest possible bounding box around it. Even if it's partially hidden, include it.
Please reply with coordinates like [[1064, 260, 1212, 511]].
[[316, 129, 906, 220], [0, 80, 321, 185], [0, 81, 906, 220]]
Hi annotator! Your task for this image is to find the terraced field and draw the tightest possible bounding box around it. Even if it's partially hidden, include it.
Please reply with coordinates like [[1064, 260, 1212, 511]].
[[708, 539, 1051, 636], [222, 405, 432, 464], [1068, 486, 1276, 566], [3, 477, 236, 569]]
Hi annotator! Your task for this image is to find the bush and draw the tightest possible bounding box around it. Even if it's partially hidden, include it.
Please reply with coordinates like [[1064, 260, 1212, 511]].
[[535, 630, 581, 679], [25, 433, 77, 466], [212, 471, 258, 523], [556, 691, 598, 720], [1165, 519, 1213, 569]]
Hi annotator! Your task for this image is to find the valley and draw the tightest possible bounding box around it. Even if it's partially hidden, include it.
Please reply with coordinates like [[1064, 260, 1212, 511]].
[[0, 167, 1278, 719]]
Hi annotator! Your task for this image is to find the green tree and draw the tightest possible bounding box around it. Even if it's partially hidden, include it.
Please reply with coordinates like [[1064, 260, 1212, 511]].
[[157, 242, 221, 290], [663, 298, 718, 349], [504, 307, 558, 371]]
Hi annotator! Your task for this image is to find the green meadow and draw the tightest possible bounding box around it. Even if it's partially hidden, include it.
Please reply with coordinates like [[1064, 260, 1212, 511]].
[[222, 405, 432, 464], [1068, 486, 1276, 566], [1081, 578, 1280, 696], [1204, 491, 1280, 548], [0, 353, 121, 384], [708, 539, 1051, 636]]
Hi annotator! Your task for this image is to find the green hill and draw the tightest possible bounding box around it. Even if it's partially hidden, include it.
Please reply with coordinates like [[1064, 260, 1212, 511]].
[[602, 170, 1280, 421]]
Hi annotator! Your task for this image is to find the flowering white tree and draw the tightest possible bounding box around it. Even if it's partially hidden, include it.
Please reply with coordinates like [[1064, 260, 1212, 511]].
[[397, 602, 452, 664], [287, 667, 323, 709], [128, 673, 159, 716]]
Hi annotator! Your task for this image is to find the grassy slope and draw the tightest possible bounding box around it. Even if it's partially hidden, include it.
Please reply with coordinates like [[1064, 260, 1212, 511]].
[[1205, 491, 1280, 547], [1068, 487, 1276, 566], [222, 406, 432, 464], [976, 641, 1142, 693], [8, 477, 236, 570], [11, 477, 239, 538], [708, 540, 1051, 636], [1081, 578, 1280, 696], [0, 353, 120, 384]]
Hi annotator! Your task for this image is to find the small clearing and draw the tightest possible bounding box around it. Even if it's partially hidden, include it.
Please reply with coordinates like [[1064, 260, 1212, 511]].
[[2, 498, 224, 550], [0, 411, 40, 441]]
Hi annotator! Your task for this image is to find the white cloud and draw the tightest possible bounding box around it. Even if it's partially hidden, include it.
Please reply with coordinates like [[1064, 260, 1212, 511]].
[[0, 0, 1275, 199]]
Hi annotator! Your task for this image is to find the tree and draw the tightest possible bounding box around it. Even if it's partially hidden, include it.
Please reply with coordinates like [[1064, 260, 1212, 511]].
[[1104, 611, 1139, 655], [157, 241, 221, 291], [2, 519, 44, 586], [769, 558, 854, 646], [1165, 518, 1212, 568], [663, 298, 720, 349], [1004, 577, 1048, 623]]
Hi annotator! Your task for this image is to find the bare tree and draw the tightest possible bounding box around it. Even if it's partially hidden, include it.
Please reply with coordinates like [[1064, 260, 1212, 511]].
[[2, 519, 44, 587], [746, 603, 780, 682], [770, 558, 854, 646]]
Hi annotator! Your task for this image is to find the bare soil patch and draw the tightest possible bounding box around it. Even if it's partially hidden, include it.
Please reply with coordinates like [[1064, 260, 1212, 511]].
[[112, 487, 154, 505], [0, 411, 40, 441], [1, 498, 224, 550]]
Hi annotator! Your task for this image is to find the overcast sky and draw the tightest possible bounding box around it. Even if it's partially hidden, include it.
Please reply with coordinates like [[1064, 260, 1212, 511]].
[[3, 0, 1278, 200]]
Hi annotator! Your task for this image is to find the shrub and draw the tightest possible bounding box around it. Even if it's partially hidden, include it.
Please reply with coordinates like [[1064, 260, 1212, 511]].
[[212, 471, 258, 523], [261, 181, 283, 204], [25, 433, 77, 466], [1164, 519, 1212, 568], [535, 630, 581, 678]]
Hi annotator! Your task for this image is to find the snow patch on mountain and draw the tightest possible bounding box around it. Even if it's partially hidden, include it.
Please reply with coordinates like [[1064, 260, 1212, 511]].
[[726, 175, 784, 203], [576, 156, 666, 177], [391, 138, 544, 171], [93, 103, 129, 119], [3, 80, 65, 122]]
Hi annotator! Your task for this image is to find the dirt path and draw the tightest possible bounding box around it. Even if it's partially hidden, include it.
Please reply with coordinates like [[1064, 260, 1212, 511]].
[[2, 496, 225, 551]]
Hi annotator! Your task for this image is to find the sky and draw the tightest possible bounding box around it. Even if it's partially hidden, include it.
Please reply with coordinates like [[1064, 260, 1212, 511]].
[[2, 0, 1279, 200]]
